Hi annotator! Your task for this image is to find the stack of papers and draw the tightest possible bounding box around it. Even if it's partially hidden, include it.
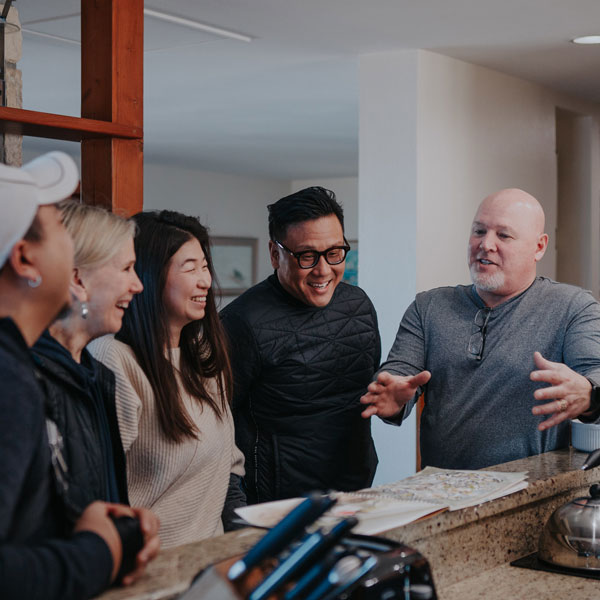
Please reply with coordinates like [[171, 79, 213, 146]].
[[358, 466, 529, 511], [235, 467, 528, 535]]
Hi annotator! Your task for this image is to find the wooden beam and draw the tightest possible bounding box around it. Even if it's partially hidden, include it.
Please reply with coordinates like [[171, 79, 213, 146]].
[[416, 395, 424, 471], [81, 0, 144, 214], [0, 107, 142, 141], [81, 138, 143, 217]]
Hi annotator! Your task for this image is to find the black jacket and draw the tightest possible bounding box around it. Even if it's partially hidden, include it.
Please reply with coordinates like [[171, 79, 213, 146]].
[[0, 318, 112, 600], [221, 274, 380, 504], [32, 331, 129, 518]]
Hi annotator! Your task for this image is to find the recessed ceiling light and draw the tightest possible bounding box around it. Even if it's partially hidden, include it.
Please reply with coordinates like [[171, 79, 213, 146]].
[[572, 35, 600, 44]]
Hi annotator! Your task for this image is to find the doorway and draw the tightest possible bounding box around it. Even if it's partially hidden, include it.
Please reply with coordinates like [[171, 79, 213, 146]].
[[555, 107, 599, 297]]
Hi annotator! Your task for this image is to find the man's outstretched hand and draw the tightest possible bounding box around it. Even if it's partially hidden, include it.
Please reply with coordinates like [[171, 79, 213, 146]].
[[360, 370, 431, 418], [530, 351, 592, 431]]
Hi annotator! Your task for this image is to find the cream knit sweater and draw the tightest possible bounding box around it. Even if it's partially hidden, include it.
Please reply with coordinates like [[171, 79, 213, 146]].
[[89, 335, 245, 549]]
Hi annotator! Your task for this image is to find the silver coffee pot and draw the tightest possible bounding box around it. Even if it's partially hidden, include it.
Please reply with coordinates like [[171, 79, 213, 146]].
[[538, 449, 600, 571]]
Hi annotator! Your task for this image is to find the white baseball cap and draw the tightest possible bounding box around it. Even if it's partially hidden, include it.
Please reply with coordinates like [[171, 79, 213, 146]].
[[0, 151, 79, 268]]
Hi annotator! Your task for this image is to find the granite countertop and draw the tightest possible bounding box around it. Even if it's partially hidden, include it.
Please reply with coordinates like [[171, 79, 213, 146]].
[[385, 447, 595, 548], [444, 562, 600, 600], [97, 448, 600, 599], [99, 528, 265, 600]]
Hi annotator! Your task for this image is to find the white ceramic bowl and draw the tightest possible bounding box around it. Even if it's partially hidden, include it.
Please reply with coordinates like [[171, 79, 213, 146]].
[[571, 419, 600, 452]]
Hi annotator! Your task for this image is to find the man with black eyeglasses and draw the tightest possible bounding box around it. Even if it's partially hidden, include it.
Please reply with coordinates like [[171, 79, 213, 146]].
[[361, 188, 600, 471], [221, 187, 380, 503]]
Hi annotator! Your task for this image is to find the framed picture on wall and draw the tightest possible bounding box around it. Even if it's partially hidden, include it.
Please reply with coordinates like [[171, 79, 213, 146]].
[[343, 239, 358, 286], [211, 236, 258, 295]]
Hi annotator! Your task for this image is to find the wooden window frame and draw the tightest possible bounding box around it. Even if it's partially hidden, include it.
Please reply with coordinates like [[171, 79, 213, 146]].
[[0, 0, 144, 215]]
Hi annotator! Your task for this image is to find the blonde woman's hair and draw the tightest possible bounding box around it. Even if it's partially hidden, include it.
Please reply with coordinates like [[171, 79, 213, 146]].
[[59, 201, 136, 270]]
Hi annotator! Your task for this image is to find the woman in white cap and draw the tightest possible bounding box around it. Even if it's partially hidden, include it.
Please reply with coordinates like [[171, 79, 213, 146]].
[[0, 153, 159, 599]]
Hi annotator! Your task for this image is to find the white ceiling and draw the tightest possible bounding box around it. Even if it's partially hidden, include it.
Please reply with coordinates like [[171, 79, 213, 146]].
[[14, 0, 600, 179]]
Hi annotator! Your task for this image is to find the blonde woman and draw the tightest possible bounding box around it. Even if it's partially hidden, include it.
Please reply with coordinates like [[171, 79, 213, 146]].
[[32, 201, 144, 514]]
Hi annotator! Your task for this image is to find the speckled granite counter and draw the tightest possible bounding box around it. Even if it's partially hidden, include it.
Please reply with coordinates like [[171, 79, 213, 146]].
[[97, 448, 600, 599], [443, 562, 600, 600]]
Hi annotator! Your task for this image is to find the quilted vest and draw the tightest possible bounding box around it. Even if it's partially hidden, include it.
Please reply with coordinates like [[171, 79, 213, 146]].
[[222, 274, 380, 503]]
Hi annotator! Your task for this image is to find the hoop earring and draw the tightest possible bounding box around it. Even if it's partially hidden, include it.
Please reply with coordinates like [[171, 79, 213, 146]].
[[28, 275, 42, 288], [81, 302, 89, 320]]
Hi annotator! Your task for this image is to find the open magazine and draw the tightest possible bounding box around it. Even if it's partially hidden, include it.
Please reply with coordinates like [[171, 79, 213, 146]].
[[235, 467, 528, 535]]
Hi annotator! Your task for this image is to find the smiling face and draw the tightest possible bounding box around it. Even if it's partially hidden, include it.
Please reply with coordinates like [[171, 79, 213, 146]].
[[468, 188, 548, 307], [163, 237, 212, 347], [270, 214, 346, 308], [79, 237, 143, 337]]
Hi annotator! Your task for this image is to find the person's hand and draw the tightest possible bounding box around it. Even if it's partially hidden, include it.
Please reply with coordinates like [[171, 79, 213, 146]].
[[73, 502, 160, 585], [360, 370, 431, 418], [73, 501, 123, 582], [121, 507, 161, 586], [530, 351, 592, 431], [101, 504, 160, 586]]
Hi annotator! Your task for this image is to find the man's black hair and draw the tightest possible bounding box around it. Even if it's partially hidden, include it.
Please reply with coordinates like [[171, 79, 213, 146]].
[[268, 186, 344, 241]]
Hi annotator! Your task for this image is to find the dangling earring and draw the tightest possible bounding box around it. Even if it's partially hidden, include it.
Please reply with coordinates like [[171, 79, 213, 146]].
[[28, 275, 42, 288], [81, 302, 89, 320]]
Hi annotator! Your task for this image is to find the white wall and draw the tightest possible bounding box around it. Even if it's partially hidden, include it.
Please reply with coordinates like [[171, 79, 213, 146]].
[[143, 161, 290, 287], [359, 50, 421, 485], [416, 51, 600, 293]]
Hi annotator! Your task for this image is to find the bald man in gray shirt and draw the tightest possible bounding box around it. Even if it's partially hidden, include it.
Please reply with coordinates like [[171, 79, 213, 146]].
[[361, 189, 600, 470]]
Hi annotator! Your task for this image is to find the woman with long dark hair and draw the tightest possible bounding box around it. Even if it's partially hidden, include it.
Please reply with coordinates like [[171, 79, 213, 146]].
[[89, 210, 245, 548]]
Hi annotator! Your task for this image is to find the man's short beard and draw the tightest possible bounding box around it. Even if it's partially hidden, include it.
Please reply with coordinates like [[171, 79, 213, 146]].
[[469, 265, 505, 292]]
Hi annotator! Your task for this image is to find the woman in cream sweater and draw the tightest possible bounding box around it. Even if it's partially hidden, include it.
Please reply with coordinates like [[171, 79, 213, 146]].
[[90, 210, 245, 548]]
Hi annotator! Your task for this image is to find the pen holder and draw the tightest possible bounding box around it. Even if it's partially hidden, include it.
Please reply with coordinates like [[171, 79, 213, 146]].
[[180, 534, 437, 600], [347, 535, 437, 600]]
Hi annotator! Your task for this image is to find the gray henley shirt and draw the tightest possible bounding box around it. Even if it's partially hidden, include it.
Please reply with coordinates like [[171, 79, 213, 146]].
[[381, 277, 600, 470]]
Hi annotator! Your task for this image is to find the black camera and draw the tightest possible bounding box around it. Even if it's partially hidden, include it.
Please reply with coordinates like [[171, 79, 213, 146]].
[[110, 515, 144, 583]]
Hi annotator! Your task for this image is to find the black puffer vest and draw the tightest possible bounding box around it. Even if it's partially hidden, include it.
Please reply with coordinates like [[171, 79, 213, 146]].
[[222, 274, 380, 503], [32, 332, 128, 520]]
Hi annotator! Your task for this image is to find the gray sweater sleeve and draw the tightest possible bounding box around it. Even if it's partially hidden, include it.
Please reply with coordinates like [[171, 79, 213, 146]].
[[562, 290, 600, 423], [562, 290, 600, 379]]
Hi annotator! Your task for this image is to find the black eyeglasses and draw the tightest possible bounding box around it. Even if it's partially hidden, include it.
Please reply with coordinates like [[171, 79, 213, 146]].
[[275, 240, 351, 269], [468, 308, 492, 361]]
